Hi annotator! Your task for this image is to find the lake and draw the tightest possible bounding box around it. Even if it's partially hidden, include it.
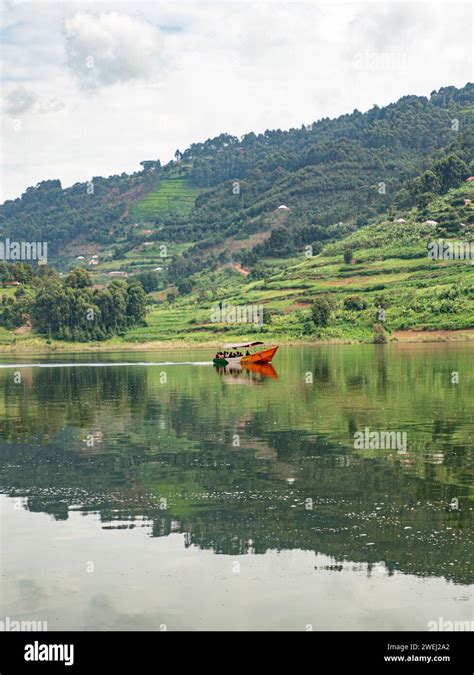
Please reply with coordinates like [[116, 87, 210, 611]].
[[0, 344, 472, 631]]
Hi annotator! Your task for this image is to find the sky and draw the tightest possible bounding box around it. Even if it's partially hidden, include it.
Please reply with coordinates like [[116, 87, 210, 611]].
[[1, 0, 473, 202]]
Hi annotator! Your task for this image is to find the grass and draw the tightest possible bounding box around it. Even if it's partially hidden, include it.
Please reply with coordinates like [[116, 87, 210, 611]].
[[130, 172, 202, 221]]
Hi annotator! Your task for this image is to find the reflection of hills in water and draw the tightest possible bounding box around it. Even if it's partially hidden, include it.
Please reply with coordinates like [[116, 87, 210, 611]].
[[0, 348, 472, 585]]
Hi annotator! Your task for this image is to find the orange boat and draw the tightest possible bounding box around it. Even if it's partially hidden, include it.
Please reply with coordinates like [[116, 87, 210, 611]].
[[242, 346, 278, 365], [213, 341, 278, 366]]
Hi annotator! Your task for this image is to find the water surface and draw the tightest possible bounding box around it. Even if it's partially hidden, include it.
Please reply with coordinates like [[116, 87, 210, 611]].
[[0, 344, 472, 630]]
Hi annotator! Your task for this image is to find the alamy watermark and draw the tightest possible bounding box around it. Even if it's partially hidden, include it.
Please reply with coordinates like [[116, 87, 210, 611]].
[[0, 616, 48, 631], [354, 427, 407, 452], [427, 616, 474, 631], [427, 240, 474, 261], [211, 300, 264, 325], [354, 49, 407, 72], [0, 239, 48, 263]]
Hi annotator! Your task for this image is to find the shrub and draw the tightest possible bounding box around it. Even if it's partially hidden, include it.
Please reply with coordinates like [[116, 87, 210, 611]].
[[311, 297, 331, 326], [343, 295, 367, 311], [373, 323, 388, 343], [302, 320, 315, 335], [343, 248, 353, 264], [177, 279, 193, 295]]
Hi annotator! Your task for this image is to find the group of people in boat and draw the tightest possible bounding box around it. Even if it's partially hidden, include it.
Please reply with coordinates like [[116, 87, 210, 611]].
[[215, 350, 251, 359]]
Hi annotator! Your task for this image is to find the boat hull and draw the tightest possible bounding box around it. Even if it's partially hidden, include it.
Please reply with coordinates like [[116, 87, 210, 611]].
[[213, 358, 228, 366], [213, 346, 278, 367], [241, 346, 278, 365]]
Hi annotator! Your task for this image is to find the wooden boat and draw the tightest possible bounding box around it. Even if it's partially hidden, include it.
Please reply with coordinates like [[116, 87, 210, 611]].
[[242, 347, 278, 365], [213, 341, 278, 366]]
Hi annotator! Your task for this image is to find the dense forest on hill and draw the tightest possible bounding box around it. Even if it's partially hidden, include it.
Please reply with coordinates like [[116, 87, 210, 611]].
[[1, 83, 473, 271], [0, 83, 473, 346]]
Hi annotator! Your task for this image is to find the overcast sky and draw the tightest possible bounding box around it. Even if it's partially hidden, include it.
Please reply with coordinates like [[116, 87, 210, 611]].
[[1, 0, 472, 202]]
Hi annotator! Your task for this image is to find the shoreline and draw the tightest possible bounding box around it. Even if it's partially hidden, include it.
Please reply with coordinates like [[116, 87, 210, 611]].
[[0, 329, 473, 354]]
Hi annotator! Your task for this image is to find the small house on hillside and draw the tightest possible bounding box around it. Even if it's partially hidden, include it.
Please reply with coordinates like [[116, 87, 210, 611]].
[[277, 204, 290, 211], [108, 271, 128, 278], [394, 218, 406, 223], [466, 176, 474, 182], [89, 259, 99, 266]]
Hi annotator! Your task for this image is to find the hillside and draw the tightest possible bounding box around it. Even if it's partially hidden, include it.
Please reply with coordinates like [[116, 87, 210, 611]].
[[1, 179, 473, 349], [0, 83, 473, 349], [1, 83, 473, 269], [119, 181, 474, 344]]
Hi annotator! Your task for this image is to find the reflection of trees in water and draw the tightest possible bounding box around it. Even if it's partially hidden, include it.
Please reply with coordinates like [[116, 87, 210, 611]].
[[0, 352, 472, 585], [1, 431, 472, 585], [0, 366, 150, 440]]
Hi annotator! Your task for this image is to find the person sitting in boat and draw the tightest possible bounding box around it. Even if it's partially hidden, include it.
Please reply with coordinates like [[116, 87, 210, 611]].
[[246, 350, 250, 356]]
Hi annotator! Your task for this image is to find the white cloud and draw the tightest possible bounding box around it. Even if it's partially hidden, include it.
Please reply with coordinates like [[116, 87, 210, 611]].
[[64, 11, 164, 89], [3, 86, 37, 115], [2, 86, 66, 117], [0, 1, 472, 202]]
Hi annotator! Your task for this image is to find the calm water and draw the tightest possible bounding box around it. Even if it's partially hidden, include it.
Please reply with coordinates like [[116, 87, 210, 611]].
[[0, 344, 472, 631]]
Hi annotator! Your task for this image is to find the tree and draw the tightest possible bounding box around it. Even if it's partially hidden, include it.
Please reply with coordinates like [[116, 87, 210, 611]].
[[311, 297, 331, 327], [248, 263, 267, 281], [65, 268, 92, 289], [343, 248, 353, 264], [140, 160, 161, 172], [433, 154, 468, 192], [177, 279, 193, 295], [126, 283, 147, 324], [0, 263, 11, 283], [11, 263, 35, 284], [343, 295, 367, 311], [135, 271, 161, 293]]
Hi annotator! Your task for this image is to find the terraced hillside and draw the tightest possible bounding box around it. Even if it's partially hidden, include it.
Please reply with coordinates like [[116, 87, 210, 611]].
[[122, 182, 474, 344], [131, 167, 203, 221], [1, 84, 473, 349]]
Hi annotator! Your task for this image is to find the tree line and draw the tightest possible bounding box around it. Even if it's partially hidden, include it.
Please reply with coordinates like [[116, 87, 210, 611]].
[[0, 266, 147, 341]]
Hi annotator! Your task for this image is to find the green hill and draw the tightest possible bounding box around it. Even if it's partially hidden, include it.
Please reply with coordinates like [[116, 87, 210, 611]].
[[0, 83, 473, 348], [1, 82, 473, 266], [121, 182, 474, 345]]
